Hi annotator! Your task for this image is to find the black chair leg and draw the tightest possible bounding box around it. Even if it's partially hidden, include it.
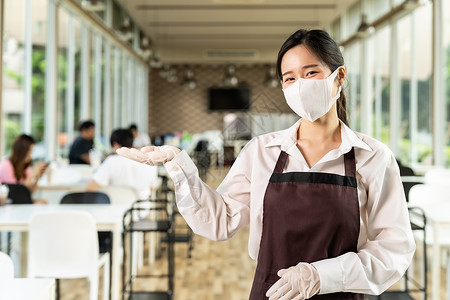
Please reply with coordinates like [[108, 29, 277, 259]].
[[56, 278, 61, 300], [7, 232, 12, 255]]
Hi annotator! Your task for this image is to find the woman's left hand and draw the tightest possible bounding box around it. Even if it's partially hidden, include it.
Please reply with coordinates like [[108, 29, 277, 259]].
[[266, 263, 320, 300]]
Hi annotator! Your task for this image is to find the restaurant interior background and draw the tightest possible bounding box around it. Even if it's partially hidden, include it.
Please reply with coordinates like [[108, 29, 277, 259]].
[[0, 0, 449, 170]]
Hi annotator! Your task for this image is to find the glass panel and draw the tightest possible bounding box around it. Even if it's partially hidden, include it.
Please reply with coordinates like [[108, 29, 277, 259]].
[[414, 5, 432, 165], [397, 14, 411, 164], [56, 7, 82, 160], [344, 42, 361, 131], [103, 40, 113, 153], [31, 0, 48, 150], [444, 0, 450, 166], [73, 19, 82, 135], [89, 30, 95, 120], [57, 6, 70, 158], [99, 36, 106, 151], [2, 0, 26, 155], [374, 26, 391, 145]]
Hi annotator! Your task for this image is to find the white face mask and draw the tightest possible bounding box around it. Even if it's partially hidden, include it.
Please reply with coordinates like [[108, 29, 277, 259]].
[[282, 67, 343, 122]]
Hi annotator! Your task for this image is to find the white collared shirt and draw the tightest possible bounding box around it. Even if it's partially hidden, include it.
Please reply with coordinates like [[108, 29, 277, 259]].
[[165, 119, 415, 295], [91, 154, 158, 199]]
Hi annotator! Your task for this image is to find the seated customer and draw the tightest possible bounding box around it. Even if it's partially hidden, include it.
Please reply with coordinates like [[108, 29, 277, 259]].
[[129, 124, 151, 149], [0, 134, 48, 204], [69, 120, 95, 164], [86, 129, 158, 200]]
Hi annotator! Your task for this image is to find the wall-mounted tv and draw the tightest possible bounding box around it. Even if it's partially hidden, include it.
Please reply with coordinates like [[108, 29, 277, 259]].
[[208, 87, 251, 111]]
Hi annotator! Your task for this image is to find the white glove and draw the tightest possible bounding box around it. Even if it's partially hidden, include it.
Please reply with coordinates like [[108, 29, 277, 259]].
[[266, 263, 320, 300], [116, 145, 181, 166]]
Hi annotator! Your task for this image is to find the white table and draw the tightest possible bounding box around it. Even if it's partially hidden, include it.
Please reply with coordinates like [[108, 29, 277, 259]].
[[409, 197, 450, 300], [401, 175, 425, 183], [0, 278, 55, 300], [0, 204, 129, 300], [35, 182, 88, 204]]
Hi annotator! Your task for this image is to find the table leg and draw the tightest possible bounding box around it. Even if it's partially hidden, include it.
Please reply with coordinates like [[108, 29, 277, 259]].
[[20, 232, 28, 277], [432, 226, 440, 300], [111, 224, 122, 300]]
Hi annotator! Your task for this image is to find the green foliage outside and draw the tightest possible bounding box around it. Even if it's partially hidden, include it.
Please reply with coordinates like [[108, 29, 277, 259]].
[[3, 47, 46, 150], [4, 119, 21, 156], [30, 49, 46, 142]]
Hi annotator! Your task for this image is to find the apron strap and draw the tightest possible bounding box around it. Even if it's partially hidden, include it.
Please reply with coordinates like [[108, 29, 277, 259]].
[[273, 151, 288, 173], [344, 147, 356, 178]]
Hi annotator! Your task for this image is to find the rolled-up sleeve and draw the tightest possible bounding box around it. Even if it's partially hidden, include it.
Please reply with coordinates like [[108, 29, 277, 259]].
[[164, 150, 251, 241], [312, 150, 416, 295]]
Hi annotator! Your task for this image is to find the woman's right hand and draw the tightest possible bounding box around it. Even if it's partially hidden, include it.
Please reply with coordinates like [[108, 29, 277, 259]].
[[31, 161, 49, 179], [116, 145, 181, 166]]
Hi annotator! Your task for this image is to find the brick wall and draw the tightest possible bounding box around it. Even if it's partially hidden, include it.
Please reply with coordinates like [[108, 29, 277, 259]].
[[148, 64, 293, 138]]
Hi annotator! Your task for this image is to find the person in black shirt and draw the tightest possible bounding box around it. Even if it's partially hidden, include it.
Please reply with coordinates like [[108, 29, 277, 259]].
[[69, 120, 95, 164]]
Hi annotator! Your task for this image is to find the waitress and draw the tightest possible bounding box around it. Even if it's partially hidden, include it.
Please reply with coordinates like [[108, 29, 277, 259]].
[[118, 29, 415, 299]]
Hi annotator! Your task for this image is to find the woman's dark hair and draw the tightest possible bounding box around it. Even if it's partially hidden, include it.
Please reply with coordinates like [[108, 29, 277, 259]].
[[10, 134, 35, 182], [110, 129, 134, 148], [276, 29, 348, 125]]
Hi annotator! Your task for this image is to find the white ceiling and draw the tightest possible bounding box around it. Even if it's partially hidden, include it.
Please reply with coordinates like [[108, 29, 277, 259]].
[[116, 0, 359, 64]]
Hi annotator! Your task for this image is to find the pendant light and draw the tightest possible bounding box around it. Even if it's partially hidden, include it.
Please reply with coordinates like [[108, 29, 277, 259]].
[[117, 17, 133, 42], [264, 65, 279, 88], [81, 0, 105, 11], [356, 14, 374, 38], [223, 65, 239, 87], [181, 69, 197, 89]]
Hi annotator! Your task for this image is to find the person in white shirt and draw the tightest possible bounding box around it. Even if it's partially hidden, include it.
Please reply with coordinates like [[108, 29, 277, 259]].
[[117, 29, 415, 300], [129, 124, 151, 149], [86, 129, 158, 200]]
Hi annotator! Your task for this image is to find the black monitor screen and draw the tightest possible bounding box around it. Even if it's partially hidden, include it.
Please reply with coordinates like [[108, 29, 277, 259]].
[[208, 87, 251, 111]]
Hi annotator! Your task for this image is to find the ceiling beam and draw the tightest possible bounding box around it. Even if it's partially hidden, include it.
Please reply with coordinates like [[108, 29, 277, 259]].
[[146, 21, 320, 27], [136, 4, 337, 10], [155, 34, 286, 39]]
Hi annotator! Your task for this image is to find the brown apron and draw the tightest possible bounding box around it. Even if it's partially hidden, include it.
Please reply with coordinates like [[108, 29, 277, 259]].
[[249, 148, 363, 300]]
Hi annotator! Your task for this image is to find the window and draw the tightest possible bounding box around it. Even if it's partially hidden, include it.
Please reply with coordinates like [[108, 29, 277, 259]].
[[2, 0, 26, 155], [371, 26, 391, 145], [1, 0, 48, 158], [344, 42, 361, 131], [397, 14, 413, 163], [396, 4, 432, 166], [413, 5, 432, 165], [30, 0, 48, 151], [444, 0, 450, 166], [0, 0, 149, 160]]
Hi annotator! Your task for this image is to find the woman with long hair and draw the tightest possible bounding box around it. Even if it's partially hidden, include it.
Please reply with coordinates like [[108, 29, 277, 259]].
[[0, 134, 48, 194]]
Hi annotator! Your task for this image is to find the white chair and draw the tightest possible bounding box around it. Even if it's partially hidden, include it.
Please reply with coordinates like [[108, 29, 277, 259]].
[[409, 184, 450, 298], [28, 211, 109, 300], [409, 184, 450, 244], [97, 185, 150, 274], [0, 251, 14, 280], [424, 168, 450, 185], [97, 185, 138, 205]]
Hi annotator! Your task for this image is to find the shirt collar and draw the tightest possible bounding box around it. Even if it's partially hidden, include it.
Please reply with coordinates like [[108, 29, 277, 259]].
[[264, 119, 372, 152], [264, 119, 300, 151]]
